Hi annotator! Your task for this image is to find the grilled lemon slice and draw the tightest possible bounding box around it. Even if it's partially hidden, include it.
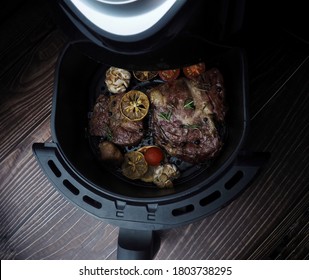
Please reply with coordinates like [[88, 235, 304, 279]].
[[121, 151, 148, 180], [133, 71, 158, 81], [120, 90, 150, 121]]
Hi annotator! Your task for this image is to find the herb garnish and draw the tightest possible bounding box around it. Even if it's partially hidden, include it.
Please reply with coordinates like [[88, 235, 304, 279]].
[[105, 125, 113, 141], [158, 111, 172, 121], [183, 124, 200, 129], [184, 99, 195, 109]]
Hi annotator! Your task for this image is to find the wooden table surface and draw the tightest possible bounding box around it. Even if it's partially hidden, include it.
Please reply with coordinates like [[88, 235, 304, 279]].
[[0, 1, 308, 260]]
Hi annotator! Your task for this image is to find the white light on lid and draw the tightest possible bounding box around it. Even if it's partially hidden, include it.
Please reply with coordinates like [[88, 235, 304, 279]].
[[70, 0, 182, 37]]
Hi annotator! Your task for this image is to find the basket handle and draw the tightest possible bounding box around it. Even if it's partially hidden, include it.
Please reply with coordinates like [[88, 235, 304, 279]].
[[117, 228, 160, 260]]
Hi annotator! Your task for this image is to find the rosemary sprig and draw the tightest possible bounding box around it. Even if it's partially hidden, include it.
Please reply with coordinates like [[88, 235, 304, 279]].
[[105, 125, 113, 141], [183, 124, 200, 129], [158, 111, 172, 121], [184, 99, 195, 109]]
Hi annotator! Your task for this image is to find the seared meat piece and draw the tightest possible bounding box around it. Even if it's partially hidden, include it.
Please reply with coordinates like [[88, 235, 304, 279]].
[[89, 95, 110, 136], [150, 68, 226, 164], [89, 93, 144, 146]]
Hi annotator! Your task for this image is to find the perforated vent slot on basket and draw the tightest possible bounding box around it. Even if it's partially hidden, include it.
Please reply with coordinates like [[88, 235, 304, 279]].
[[83, 195, 102, 209], [48, 160, 61, 178], [172, 204, 194, 216], [63, 179, 80, 195], [225, 170, 244, 190], [200, 190, 221, 207]]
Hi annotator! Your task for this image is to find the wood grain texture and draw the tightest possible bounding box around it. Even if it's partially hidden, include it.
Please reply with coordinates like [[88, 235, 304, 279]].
[[0, 3, 308, 260], [0, 0, 55, 82], [0, 28, 120, 260]]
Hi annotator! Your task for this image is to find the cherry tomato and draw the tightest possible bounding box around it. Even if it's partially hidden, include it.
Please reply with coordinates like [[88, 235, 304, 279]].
[[183, 62, 206, 79], [159, 69, 180, 82], [144, 147, 164, 166]]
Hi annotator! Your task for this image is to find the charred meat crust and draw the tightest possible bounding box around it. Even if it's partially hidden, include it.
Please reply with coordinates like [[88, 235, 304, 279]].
[[89, 93, 144, 146], [150, 68, 227, 164]]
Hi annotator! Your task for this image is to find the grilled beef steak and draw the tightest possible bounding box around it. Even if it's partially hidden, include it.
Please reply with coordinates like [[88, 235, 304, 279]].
[[89, 93, 144, 146], [150, 68, 226, 164]]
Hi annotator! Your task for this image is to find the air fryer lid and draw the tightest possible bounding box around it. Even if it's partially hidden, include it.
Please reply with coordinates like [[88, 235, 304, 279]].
[[66, 0, 187, 41], [57, 0, 203, 54], [50, 0, 246, 55]]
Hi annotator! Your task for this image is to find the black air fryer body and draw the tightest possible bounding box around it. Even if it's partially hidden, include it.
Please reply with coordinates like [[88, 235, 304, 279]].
[[33, 0, 268, 259]]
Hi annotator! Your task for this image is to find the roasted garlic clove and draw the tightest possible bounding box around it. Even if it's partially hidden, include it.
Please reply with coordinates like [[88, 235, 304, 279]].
[[105, 67, 131, 93], [153, 163, 180, 188]]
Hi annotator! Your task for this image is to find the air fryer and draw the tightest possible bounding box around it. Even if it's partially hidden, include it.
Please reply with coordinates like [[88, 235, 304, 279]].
[[33, 0, 269, 259]]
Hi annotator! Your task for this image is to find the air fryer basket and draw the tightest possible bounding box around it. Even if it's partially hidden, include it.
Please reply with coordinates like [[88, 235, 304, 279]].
[[33, 38, 268, 259]]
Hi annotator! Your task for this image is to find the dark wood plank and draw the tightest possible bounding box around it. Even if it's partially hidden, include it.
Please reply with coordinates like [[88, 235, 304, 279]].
[[245, 31, 309, 119], [0, 0, 55, 85], [249, 202, 309, 259], [0, 29, 68, 163], [0, 28, 120, 260]]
